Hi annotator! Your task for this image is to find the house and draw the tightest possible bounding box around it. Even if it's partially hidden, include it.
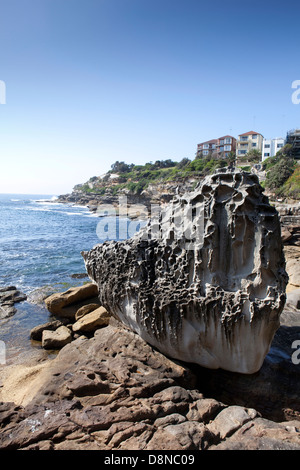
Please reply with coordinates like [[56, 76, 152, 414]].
[[196, 139, 217, 158], [216, 135, 236, 158], [262, 137, 285, 161], [236, 131, 264, 157]]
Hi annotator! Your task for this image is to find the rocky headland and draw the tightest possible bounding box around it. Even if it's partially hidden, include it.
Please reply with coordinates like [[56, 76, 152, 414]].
[[1, 168, 300, 451]]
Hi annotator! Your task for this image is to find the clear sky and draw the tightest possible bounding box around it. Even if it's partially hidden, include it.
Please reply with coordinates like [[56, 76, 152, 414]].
[[0, 0, 299, 194]]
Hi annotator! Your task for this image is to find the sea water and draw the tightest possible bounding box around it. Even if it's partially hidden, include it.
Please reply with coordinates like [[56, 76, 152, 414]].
[[0, 194, 142, 362]]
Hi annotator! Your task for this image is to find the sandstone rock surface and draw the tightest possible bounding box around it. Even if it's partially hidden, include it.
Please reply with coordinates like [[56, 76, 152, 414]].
[[82, 169, 288, 374], [1, 320, 299, 450], [42, 326, 72, 350], [72, 307, 110, 333]]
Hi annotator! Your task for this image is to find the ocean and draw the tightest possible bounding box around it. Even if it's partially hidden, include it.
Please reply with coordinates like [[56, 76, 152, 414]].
[[0, 194, 142, 363]]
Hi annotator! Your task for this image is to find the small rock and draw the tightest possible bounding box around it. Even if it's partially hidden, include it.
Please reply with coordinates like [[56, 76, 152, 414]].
[[286, 288, 300, 309], [207, 406, 258, 440], [0, 286, 27, 319], [75, 303, 101, 321], [71, 273, 89, 279], [30, 320, 65, 341], [72, 307, 110, 334], [42, 326, 72, 350]]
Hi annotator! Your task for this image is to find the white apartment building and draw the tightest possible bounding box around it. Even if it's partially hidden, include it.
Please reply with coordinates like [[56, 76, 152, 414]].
[[262, 137, 285, 161]]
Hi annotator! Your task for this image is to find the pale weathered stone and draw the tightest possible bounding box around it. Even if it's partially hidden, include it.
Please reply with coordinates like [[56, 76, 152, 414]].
[[82, 168, 288, 374]]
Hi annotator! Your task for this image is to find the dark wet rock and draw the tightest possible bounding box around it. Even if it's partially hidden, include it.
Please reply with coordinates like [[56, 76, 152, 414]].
[[71, 273, 89, 279], [0, 286, 27, 319]]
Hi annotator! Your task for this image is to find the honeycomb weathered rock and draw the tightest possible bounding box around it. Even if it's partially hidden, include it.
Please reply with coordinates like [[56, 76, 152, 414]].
[[82, 168, 288, 373]]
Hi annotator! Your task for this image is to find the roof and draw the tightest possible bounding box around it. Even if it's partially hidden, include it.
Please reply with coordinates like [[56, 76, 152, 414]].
[[217, 135, 236, 140], [238, 131, 262, 136]]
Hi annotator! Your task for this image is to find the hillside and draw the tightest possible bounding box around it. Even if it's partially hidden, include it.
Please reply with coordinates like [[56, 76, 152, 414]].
[[58, 147, 300, 214]]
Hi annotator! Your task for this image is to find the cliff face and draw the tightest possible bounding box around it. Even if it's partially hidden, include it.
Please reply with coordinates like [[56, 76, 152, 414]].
[[82, 168, 288, 374]]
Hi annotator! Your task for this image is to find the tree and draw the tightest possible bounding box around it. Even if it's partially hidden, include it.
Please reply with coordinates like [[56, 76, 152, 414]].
[[111, 161, 132, 173], [245, 149, 262, 163], [177, 158, 191, 169]]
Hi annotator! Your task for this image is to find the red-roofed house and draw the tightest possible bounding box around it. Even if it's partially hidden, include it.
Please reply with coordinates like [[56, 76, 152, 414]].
[[236, 131, 264, 157], [216, 135, 236, 158]]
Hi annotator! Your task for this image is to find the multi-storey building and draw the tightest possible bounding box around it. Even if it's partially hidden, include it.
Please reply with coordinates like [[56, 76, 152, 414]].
[[236, 131, 264, 157], [196, 139, 217, 158], [262, 137, 285, 161], [216, 135, 236, 158]]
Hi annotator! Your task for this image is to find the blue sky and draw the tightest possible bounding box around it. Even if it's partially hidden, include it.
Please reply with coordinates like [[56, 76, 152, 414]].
[[0, 0, 299, 194]]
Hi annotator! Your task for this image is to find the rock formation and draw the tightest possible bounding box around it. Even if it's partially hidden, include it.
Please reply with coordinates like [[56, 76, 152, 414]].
[[82, 168, 288, 374], [0, 286, 27, 319], [1, 320, 300, 450]]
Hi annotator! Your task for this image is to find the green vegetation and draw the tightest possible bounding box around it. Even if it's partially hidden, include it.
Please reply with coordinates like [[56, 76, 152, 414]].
[[81, 155, 230, 196], [263, 144, 299, 199], [77, 144, 299, 200]]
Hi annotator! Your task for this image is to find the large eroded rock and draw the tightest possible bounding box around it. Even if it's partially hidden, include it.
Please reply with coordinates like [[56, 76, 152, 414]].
[[82, 168, 288, 374]]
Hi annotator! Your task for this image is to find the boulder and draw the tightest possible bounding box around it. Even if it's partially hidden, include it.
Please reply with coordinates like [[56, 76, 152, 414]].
[[72, 307, 110, 333], [44, 283, 99, 319], [82, 168, 288, 374], [0, 286, 27, 319], [42, 326, 72, 350]]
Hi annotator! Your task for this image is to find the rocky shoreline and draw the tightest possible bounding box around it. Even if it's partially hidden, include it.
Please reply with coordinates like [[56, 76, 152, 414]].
[[0, 234, 299, 450], [0, 308, 300, 450], [1, 172, 300, 451]]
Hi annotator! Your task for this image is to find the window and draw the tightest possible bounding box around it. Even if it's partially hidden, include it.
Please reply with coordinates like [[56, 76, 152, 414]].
[[238, 150, 247, 155], [264, 144, 270, 148], [219, 139, 224, 145], [277, 143, 283, 149], [219, 146, 224, 152], [203, 144, 209, 149], [264, 153, 270, 157], [252, 134, 257, 139], [224, 138, 232, 144], [240, 136, 248, 141], [252, 143, 257, 147], [211, 144, 216, 149], [224, 145, 231, 151], [203, 150, 209, 155]]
